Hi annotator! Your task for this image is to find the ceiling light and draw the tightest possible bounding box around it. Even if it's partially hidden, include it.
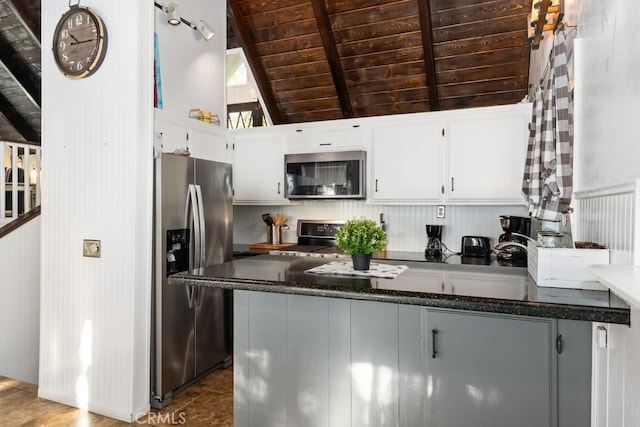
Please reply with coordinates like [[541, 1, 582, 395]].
[[165, 3, 180, 25], [154, 2, 215, 41], [194, 20, 215, 41]]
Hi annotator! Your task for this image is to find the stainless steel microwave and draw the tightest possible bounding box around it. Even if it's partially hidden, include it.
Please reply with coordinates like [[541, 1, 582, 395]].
[[285, 150, 366, 199]]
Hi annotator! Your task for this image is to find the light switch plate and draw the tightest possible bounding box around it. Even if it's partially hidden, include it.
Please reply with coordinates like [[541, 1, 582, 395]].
[[83, 239, 101, 258], [437, 205, 445, 218]]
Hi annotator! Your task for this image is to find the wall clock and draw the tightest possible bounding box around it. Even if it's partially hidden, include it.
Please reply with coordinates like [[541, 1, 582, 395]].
[[52, 4, 108, 79]]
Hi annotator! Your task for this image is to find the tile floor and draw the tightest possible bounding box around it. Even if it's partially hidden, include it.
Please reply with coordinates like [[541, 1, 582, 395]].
[[0, 367, 233, 426]]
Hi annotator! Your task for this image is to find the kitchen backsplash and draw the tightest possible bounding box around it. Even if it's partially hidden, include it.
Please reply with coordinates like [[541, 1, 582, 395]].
[[573, 183, 637, 266], [234, 202, 528, 253]]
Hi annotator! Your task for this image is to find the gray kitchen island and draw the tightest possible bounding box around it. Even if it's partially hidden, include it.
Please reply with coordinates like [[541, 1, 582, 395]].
[[169, 255, 630, 427]]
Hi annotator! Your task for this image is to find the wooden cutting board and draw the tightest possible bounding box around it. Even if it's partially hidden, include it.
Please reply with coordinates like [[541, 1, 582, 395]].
[[249, 242, 296, 252]]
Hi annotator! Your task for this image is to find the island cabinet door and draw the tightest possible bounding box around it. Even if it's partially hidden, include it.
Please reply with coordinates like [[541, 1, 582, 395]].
[[348, 302, 425, 427], [424, 309, 556, 427], [234, 291, 288, 427], [234, 291, 353, 427], [350, 300, 400, 427]]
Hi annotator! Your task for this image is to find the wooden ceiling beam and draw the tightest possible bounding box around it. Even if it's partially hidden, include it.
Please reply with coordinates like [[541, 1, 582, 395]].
[[227, 1, 283, 124], [0, 90, 40, 142], [0, 0, 41, 110], [0, 41, 41, 108], [417, 0, 440, 111], [310, 0, 354, 119], [6, 0, 41, 42]]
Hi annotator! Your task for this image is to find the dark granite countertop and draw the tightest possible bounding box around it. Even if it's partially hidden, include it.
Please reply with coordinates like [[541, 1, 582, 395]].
[[170, 254, 630, 325]]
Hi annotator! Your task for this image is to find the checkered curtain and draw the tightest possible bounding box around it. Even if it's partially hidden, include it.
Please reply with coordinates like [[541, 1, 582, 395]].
[[522, 30, 574, 222]]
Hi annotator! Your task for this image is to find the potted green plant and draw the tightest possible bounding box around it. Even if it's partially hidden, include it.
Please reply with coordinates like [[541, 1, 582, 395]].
[[335, 217, 387, 270]]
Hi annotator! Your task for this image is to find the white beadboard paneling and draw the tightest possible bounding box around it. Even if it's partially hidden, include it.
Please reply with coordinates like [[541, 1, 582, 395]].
[[39, 1, 154, 422], [574, 187, 635, 265], [234, 202, 528, 253], [0, 217, 40, 384]]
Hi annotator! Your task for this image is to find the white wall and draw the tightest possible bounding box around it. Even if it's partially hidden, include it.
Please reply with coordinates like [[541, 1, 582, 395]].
[[568, 0, 639, 264], [0, 217, 40, 384], [154, 0, 227, 122], [573, 1, 640, 192], [38, 0, 228, 422], [39, 1, 154, 422]]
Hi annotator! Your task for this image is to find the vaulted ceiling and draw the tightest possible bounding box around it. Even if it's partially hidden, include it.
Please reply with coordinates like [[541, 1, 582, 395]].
[[228, 0, 534, 125], [0, 0, 535, 141]]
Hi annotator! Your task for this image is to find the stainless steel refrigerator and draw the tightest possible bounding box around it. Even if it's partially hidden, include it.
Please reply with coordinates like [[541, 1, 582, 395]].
[[151, 153, 233, 408]]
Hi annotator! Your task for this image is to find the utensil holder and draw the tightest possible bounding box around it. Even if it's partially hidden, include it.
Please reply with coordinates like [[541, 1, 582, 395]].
[[267, 225, 282, 244], [272, 225, 283, 244]]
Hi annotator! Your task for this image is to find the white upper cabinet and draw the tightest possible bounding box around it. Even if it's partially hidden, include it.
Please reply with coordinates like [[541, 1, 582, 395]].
[[445, 104, 530, 204], [154, 109, 229, 163], [288, 123, 367, 152], [370, 119, 444, 203], [226, 103, 531, 206], [188, 126, 230, 164], [231, 130, 288, 205], [368, 103, 530, 205]]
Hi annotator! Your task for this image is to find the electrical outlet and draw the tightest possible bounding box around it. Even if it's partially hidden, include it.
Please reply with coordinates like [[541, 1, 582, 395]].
[[83, 239, 101, 258], [437, 205, 445, 218]]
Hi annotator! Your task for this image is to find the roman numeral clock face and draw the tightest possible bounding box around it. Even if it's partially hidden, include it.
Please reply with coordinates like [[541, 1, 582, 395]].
[[53, 5, 108, 79]]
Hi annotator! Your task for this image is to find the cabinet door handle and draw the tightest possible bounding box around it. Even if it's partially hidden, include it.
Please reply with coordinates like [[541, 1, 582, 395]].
[[277, 182, 281, 194], [451, 177, 455, 192], [556, 334, 563, 354], [431, 329, 438, 358], [375, 179, 379, 192]]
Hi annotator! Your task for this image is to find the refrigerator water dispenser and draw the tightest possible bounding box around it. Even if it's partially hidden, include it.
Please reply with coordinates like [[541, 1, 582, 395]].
[[166, 228, 190, 277]]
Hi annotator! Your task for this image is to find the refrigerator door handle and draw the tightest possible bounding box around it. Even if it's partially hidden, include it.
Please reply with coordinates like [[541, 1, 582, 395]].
[[184, 184, 200, 309], [185, 184, 201, 271], [186, 285, 196, 309], [194, 183, 205, 309], [194, 286, 204, 307], [194, 184, 206, 268]]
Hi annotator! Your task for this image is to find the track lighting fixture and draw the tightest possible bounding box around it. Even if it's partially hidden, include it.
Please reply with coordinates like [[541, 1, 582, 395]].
[[154, 2, 215, 41], [165, 3, 180, 25], [194, 20, 215, 41]]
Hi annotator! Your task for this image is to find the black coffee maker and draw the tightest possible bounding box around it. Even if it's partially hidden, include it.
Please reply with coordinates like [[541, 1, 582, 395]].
[[496, 215, 531, 262], [425, 225, 443, 258], [499, 215, 531, 244]]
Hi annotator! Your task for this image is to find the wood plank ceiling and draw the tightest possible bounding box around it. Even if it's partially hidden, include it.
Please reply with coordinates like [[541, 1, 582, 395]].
[[228, 0, 533, 125]]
